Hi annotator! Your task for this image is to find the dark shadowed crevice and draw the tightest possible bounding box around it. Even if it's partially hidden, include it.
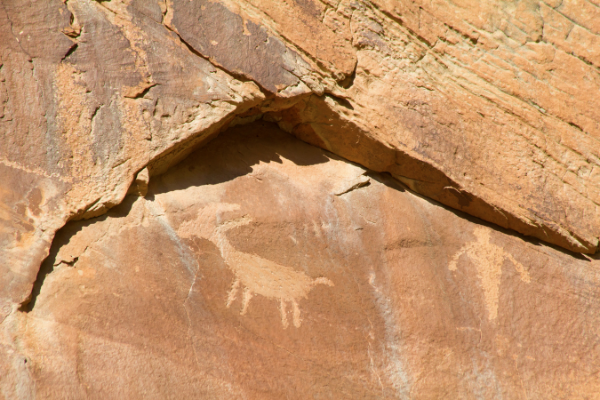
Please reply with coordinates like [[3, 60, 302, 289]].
[[19, 231, 72, 312], [338, 60, 357, 89], [20, 195, 138, 313], [60, 42, 78, 62], [123, 83, 158, 99], [326, 94, 354, 110], [19, 253, 78, 312], [21, 117, 596, 314], [568, 121, 584, 132], [151, 120, 330, 196]]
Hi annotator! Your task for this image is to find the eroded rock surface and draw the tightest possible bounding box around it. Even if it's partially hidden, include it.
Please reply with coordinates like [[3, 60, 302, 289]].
[[1, 0, 598, 313], [3, 122, 599, 399], [261, 0, 600, 253], [1, 0, 599, 397], [0, 0, 266, 316]]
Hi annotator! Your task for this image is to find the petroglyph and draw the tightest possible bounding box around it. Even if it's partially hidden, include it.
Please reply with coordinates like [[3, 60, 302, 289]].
[[178, 203, 333, 328], [449, 227, 530, 321]]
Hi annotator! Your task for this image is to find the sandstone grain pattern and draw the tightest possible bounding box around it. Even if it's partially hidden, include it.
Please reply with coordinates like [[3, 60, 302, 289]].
[[5, 123, 598, 399], [0, 0, 599, 397]]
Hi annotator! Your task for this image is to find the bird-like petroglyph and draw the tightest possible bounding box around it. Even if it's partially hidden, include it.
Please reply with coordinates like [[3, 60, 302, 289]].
[[178, 203, 333, 328], [449, 226, 530, 321]]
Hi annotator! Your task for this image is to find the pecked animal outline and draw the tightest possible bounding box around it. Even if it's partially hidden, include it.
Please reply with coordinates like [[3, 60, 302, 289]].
[[178, 203, 334, 328]]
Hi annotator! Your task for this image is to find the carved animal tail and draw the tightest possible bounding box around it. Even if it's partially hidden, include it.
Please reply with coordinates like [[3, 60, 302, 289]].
[[312, 277, 334, 287]]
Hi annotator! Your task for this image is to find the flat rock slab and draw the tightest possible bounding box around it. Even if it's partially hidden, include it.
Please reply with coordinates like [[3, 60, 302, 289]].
[[5, 122, 598, 399]]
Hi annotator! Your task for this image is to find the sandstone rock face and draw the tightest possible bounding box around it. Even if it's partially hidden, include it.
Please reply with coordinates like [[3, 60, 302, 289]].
[[0, 0, 267, 317], [262, 0, 600, 253], [1, 0, 599, 397], [4, 122, 599, 398]]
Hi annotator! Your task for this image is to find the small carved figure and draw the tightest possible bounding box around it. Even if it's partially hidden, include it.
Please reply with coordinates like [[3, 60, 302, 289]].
[[449, 226, 530, 320]]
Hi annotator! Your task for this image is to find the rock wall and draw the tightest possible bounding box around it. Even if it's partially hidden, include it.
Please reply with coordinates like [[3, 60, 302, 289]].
[[3, 122, 599, 398], [0, 0, 599, 398]]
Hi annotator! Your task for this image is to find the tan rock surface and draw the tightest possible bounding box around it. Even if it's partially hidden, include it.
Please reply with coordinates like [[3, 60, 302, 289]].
[[4, 122, 599, 398], [1, 0, 599, 397], [258, 0, 600, 253], [160, 0, 600, 252], [0, 0, 267, 315]]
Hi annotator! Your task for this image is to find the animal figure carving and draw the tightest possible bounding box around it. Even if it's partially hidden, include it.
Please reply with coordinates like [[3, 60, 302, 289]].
[[178, 203, 333, 328]]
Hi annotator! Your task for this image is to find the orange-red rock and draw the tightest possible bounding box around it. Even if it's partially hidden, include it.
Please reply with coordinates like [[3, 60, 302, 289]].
[[4, 122, 598, 399], [1, 0, 599, 397]]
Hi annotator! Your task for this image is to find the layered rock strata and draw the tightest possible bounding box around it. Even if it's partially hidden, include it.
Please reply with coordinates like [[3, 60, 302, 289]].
[[0, 0, 599, 397], [2, 0, 599, 314], [3, 122, 599, 398]]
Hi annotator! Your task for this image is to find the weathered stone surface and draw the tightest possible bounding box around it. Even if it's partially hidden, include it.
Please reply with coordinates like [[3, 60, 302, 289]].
[[164, 0, 318, 96], [5, 122, 599, 398], [163, 0, 600, 252], [257, 0, 600, 253], [0, 0, 265, 314], [1, 0, 600, 397]]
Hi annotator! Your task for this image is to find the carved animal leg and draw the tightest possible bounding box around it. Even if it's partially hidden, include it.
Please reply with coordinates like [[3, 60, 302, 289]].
[[280, 298, 289, 329], [226, 278, 240, 308], [313, 277, 334, 287], [292, 300, 302, 328], [240, 287, 253, 315]]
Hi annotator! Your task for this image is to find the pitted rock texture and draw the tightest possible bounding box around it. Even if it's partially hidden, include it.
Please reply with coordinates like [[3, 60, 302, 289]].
[[4, 122, 599, 399]]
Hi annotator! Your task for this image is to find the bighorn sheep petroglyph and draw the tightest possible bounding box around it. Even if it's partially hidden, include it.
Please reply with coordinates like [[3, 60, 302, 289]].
[[178, 203, 333, 328]]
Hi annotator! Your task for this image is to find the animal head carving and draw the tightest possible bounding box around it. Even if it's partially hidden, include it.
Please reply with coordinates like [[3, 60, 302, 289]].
[[177, 202, 244, 240]]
